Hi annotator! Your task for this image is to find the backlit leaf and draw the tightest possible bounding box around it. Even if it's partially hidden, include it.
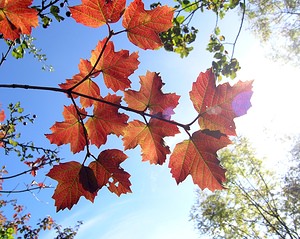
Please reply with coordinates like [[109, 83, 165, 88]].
[[45, 105, 87, 154], [69, 0, 126, 27], [85, 94, 129, 148], [124, 71, 180, 118], [189, 69, 253, 135], [169, 130, 231, 190], [59, 73, 100, 108], [0, 0, 38, 40], [90, 38, 139, 92], [123, 119, 179, 165], [122, 0, 174, 49], [47, 161, 98, 211], [89, 149, 131, 196], [0, 110, 5, 122]]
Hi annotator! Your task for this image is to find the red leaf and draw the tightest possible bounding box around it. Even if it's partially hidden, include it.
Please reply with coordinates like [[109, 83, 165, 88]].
[[0, 110, 5, 122], [69, 0, 126, 27], [89, 149, 131, 196], [59, 73, 100, 108], [24, 155, 46, 177], [0, 0, 38, 40], [169, 130, 231, 191], [90, 38, 139, 92], [47, 161, 98, 211], [123, 119, 179, 165], [85, 94, 129, 148], [189, 69, 253, 135], [124, 71, 180, 118], [122, 0, 174, 49], [45, 105, 87, 153]]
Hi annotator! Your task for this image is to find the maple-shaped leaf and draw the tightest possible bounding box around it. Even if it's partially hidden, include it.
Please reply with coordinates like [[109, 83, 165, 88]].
[[123, 119, 179, 165], [47, 161, 98, 211], [59, 74, 100, 108], [89, 149, 131, 196], [90, 38, 139, 92], [124, 71, 180, 118], [45, 105, 87, 153], [189, 69, 253, 135], [169, 130, 231, 191], [122, 0, 174, 50], [0, 0, 38, 40], [85, 94, 129, 148], [69, 0, 126, 27], [77, 58, 95, 77]]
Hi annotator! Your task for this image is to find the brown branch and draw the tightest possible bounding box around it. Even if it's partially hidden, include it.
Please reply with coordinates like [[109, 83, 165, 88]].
[[0, 83, 191, 130], [230, 0, 245, 59], [0, 43, 13, 67], [0, 186, 53, 194], [0, 158, 58, 180]]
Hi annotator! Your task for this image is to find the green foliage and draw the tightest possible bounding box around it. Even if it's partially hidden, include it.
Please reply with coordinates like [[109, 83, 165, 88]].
[[159, 0, 243, 80], [1, 102, 59, 162], [207, 28, 240, 80], [190, 136, 300, 238], [159, 15, 198, 58], [5, 35, 53, 71]]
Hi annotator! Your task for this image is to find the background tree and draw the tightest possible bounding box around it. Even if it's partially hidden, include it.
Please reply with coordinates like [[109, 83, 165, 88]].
[[245, 0, 300, 65], [190, 136, 300, 238]]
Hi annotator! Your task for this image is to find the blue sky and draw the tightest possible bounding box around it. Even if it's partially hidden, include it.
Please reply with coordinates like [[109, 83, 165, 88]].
[[1, 0, 300, 238]]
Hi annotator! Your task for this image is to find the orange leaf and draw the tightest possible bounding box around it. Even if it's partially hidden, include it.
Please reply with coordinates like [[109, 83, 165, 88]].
[[69, 0, 126, 27], [45, 105, 87, 154], [90, 38, 139, 92], [47, 161, 98, 211], [89, 149, 131, 196], [124, 71, 180, 118], [85, 94, 129, 148], [169, 130, 231, 191], [0, 110, 5, 122], [59, 74, 100, 108], [122, 0, 174, 49], [0, 0, 38, 40], [189, 69, 253, 135], [123, 119, 179, 165]]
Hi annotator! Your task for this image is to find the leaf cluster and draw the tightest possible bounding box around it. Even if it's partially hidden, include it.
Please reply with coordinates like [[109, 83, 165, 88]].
[[191, 137, 300, 238], [0, 0, 253, 213]]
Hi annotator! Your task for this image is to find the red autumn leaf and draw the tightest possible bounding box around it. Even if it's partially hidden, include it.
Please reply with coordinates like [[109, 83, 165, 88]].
[[124, 71, 180, 118], [24, 155, 46, 177], [122, 0, 174, 50], [89, 149, 131, 196], [123, 119, 179, 165], [59, 75, 100, 108], [90, 38, 139, 92], [85, 94, 129, 148], [169, 130, 231, 191], [0, 0, 38, 40], [47, 161, 98, 211], [59, 59, 100, 107], [77, 58, 95, 77], [69, 0, 126, 27], [189, 69, 253, 135], [0, 109, 5, 122], [45, 105, 87, 154]]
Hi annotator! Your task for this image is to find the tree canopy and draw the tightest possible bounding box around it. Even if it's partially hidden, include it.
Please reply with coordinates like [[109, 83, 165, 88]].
[[190, 136, 300, 238]]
